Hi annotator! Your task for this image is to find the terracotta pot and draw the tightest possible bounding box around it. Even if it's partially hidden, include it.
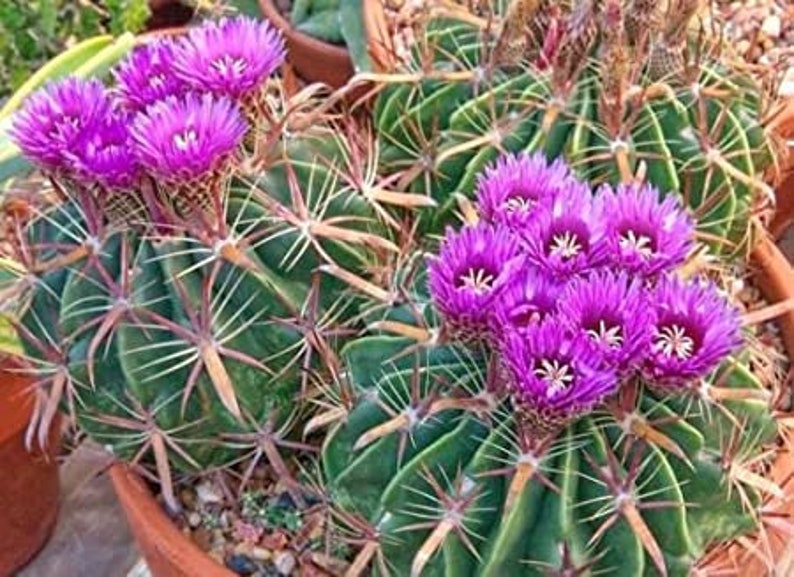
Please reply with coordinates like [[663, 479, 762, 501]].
[[110, 465, 234, 577], [258, 0, 354, 89], [768, 98, 794, 240], [0, 359, 60, 576], [696, 233, 794, 575], [110, 231, 794, 577], [145, 0, 194, 32]]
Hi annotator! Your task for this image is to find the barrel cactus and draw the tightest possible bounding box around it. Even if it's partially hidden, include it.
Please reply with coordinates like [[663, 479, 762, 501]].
[[2, 17, 396, 511], [373, 0, 778, 255], [320, 154, 782, 576]]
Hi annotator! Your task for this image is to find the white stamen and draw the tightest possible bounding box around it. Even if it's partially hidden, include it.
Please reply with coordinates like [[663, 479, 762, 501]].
[[653, 324, 695, 360], [502, 196, 534, 213], [535, 359, 575, 395], [212, 56, 248, 77], [619, 229, 654, 258], [174, 129, 198, 151], [459, 267, 495, 294], [586, 320, 623, 348], [549, 231, 582, 259]]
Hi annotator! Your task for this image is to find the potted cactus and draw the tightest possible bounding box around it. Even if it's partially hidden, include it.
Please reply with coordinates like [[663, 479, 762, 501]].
[[365, 0, 787, 255], [1, 14, 405, 576], [317, 151, 794, 576]]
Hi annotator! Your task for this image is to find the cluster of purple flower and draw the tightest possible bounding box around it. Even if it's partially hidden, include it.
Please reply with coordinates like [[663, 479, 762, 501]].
[[10, 17, 285, 194], [428, 153, 743, 431]]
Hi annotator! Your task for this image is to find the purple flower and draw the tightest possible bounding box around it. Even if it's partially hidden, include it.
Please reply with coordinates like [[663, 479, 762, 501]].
[[476, 152, 582, 229], [113, 39, 187, 112], [558, 270, 655, 373], [130, 93, 247, 182], [65, 113, 139, 190], [491, 266, 561, 335], [597, 183, 695, 276], [502, 321, 618, 432], [9, 77, 112, 172], [428, 223, 525, 340], [644, 275, 743, 388], [521, 184, 605, 280], [172, 17, 285, 100]]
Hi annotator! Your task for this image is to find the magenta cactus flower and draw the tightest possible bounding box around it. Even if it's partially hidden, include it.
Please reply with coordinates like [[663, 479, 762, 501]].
[[476, 152, 583, 229], [644, 275, 743, 388], [9, 77, 112, 172], [113, 39, 187, 112], [130, 93, 248, 183], [597, 183, 695, 277], [521, 184, 606, 280], [66, 113, 140, 190], [172, 16, 286, 101], [491, 266, 561, 336], [502, 321, 618, 432], [558, 270, 655, 373], [428, 223, 525, 340]]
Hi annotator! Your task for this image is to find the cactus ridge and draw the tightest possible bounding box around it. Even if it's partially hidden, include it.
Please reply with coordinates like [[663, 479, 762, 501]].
[[322, 320, 779, 576], [4, 110, 399, 509], [373, 4, 777, 255]]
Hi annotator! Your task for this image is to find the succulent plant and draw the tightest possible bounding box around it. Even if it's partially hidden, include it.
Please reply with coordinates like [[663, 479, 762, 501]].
[[372, 0, 778, 255], [318, 153, 782, 576], [1, 17, 397, 511]]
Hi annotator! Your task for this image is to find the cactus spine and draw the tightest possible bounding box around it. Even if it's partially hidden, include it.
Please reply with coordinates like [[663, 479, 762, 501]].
[[373, 0, 777, 254]]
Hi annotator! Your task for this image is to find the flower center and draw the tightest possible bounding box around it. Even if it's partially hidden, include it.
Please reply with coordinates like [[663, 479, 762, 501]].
[[586, 320, 623, 348], [212, 56, 248, 78], [534, 358, 575, 394], [457, 267, 496, 294], [619, 229, 654, 258], [653, 324, 695, 360], [549, 231, 583, 259], [502, 195, 534, 213], [150, 74, 167, 89], [173, 129, 198, 151]]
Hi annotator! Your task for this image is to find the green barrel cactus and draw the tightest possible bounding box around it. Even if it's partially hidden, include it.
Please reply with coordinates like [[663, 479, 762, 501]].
[[372, 0, 777, 254], [1, 16, 399, 512], [8, 124, 392, 509], [321, 287, 780, 577], [318, 153, 782, 576]]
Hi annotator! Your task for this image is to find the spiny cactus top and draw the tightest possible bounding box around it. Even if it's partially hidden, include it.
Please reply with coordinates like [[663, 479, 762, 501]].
[[373, 0, 777, 255], [5, 17, 392, 513], [321, 153, 774, 577]]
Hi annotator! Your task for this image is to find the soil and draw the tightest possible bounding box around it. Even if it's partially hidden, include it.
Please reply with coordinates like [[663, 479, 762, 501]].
[[732, 262, 791, 410], [158, 455, 352, 576], [710, 0, 794, 96]]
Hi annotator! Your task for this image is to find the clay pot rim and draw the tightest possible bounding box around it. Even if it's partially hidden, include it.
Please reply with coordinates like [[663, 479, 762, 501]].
[[110, 465, 234, 576], [258, 0, 350, 63], [111, 232, 794, 576], [0, 355, 34, 443]]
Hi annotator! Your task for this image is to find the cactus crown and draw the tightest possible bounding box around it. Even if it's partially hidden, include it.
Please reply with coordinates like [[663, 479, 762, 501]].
[[1, 17, 399, 511], [320, 152, 783, 576], [373, 0, 778, 256]]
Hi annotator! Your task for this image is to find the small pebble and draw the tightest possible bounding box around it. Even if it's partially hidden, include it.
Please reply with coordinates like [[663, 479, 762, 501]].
[[762, 15, 782, 38], [227, 553, 259, 576], [196, 480, 224, 505], [252, 546, 272, 561], [274, 551, 297, 576], [188, 512, 202, 528]]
